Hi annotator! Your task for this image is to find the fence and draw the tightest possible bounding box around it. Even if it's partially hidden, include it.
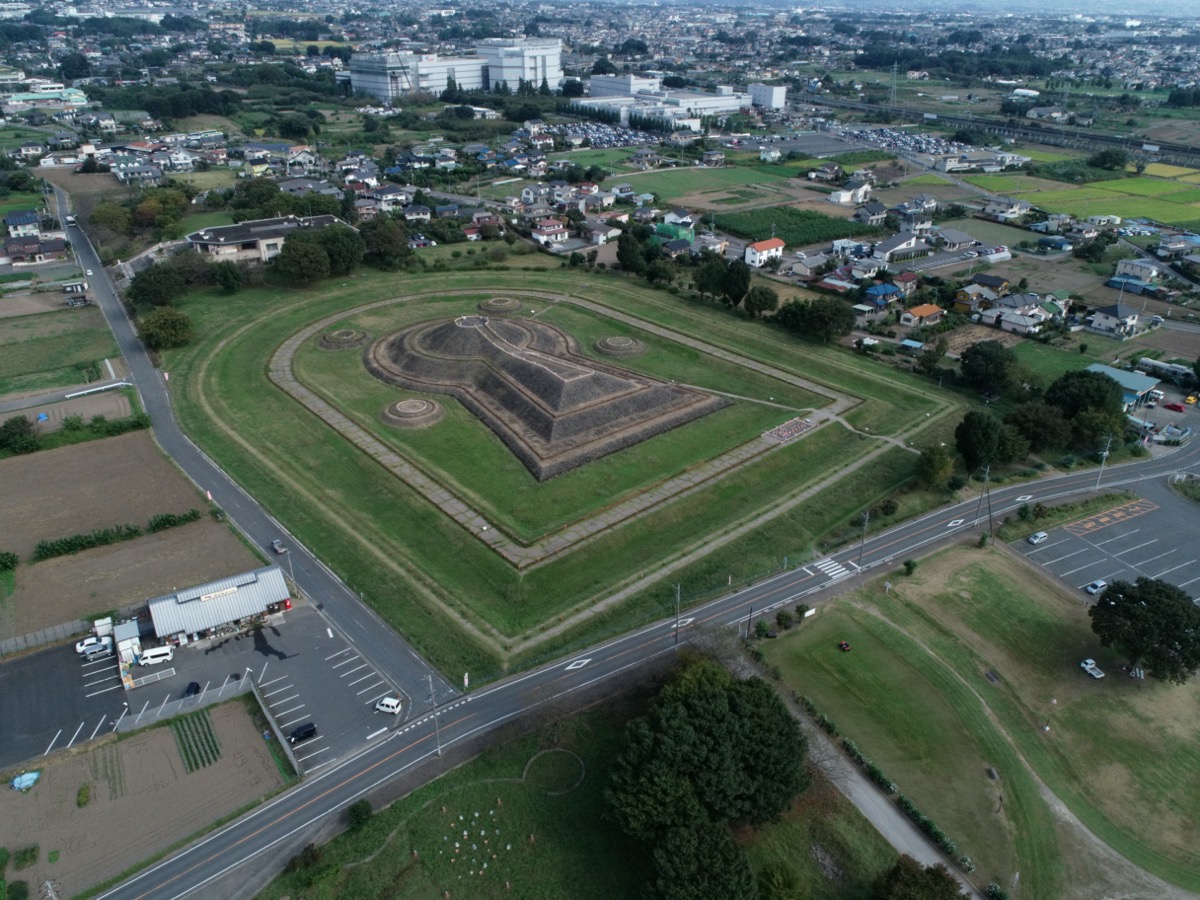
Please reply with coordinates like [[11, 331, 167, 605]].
[[0, 619, 90, 657], [115, 675, 254, 734]]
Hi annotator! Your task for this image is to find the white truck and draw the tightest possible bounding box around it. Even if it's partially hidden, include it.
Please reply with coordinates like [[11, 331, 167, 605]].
[[1080, 659, 1105, 679]]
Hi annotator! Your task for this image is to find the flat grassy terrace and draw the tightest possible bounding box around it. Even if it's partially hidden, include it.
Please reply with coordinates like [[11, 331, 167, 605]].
[[0, 307, 119, 396], [600, 165, 791, 202], [167, 269, 931, 677], [765, 547, 1200, 898]]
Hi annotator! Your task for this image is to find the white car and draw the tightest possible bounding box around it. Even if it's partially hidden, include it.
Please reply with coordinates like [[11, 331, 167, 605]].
[[1027, 532, 1049, 545], [86, 269, 93, 276], [374, 696, 402, 715], [75, 635, 112, 655], [1085, 580, 1108, 595], [1080, 659, 1105, 679]]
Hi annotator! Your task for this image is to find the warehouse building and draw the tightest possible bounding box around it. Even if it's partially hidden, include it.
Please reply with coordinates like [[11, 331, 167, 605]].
[[147, 565, 291, 643]]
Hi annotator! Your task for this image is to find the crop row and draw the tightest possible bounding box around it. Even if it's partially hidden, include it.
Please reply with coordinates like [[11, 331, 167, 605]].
[[33, 507, 204, 561], [171, 711, 222, 773]]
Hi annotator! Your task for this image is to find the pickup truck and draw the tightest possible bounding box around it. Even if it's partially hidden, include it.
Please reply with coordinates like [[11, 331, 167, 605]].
[[1080, 659, 1105, 679], [270, 539, 287, 554]]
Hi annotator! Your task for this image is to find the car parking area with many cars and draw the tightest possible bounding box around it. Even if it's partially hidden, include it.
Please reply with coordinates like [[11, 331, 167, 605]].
[[1016, 491, 1200, 603]]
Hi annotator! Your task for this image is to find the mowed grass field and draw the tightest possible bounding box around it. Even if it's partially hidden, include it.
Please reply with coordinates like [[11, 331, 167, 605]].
[[1030, 172, 1200, 226], [600, 165, 791, 203], [764, 547, 1200, 898], [0, 307, 118, 396], [164, 268, 949, 678], [255, 697, 899, 900]]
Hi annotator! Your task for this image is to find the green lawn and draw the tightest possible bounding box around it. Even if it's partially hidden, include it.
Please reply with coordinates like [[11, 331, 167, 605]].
[[0, 308, 119, 396], [767, 547, 1200, 896], [963, 174, 1027, 193], [1021, 149, 1080, 163], [903, 173, 951, 186], [1089, 177, 1188, 197], [180, 210, 236, 232], [547, 148, 635, 170], [1010, 341, 1092, 383], [172, 169, 238, 191], [0, 191, 46, 216], [600, 166, 791, 203]]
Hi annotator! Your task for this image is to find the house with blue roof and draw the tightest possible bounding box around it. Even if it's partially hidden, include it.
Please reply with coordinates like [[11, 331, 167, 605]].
[[5, 209, 39, 239], [863, 282, 902, 309]]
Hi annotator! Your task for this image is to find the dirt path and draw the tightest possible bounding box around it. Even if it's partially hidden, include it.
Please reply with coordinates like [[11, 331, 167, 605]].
[[0, 702, 284, 898]]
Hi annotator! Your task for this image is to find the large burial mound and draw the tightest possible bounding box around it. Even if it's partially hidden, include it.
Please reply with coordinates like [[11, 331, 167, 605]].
[[364, 315, 730, 480]]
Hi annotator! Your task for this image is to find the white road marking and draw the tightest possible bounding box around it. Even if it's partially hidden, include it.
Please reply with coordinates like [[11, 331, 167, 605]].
[[948, 519, 964, 527], [88, 716, 107, 740], [347, 672, 375, 686], [257, 675, 287, 689], [1062, 560, 1109, 576], [43, 729, 62, 755], [295, 746, 329, 762], [366, 727, 388, 740], [1152, 560, 1196, 579], [278, 715, 309, 729], [1114, 539, 1158, 556], [1016, 494, 1033, 502], [262, 684, 294, 698], [1136, 551, 1174, 567], [324, 647, 352, 661], [815, 558, 850, 579], [356, 680, 387, 695], [274, 703, 306, 718], [565, 658, 591, 670], [85, 684, 123, 697], [326, 628, 333, 639], [1045, 549, 1088, 565], [267, 693, 300, 707], [66, 721, 86, 749], [338, 664, 369, 678], [1178, 574, 1200, 588]]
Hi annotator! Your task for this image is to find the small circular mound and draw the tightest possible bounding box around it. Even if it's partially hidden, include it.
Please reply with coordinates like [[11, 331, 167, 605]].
[[478, 296, 523, 314], [381, 398, 443, 429], [318, 329, 369, 350], [593, 335, 645, 358]]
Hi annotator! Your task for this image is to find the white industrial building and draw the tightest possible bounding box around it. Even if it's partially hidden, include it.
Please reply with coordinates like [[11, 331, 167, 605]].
[[748, 82, 787, 109], [571, 81, 750, 132], [588, 73, 664, 98], [349, 39, 563, 102]]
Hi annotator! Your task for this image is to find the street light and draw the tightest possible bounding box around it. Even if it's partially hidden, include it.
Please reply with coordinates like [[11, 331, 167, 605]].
[[426, 674, 442, 757]]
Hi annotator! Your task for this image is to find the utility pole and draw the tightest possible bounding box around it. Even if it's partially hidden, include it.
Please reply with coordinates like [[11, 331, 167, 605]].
[[973, 464, 990, 524], [673, 584, 681, 647], [857, 508, 869, 568], [984, 465, 995, 537], [426, 674, 442, 757], [1095, 434, 1113, 490], [745, 606, 753, 639]]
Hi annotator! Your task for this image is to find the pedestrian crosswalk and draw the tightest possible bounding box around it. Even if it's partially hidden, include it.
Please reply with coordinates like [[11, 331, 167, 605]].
[[815, 557, 850, 580]]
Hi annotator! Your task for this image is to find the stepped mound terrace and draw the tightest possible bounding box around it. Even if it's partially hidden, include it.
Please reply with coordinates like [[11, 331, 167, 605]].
[[364, 315, 730, 480]]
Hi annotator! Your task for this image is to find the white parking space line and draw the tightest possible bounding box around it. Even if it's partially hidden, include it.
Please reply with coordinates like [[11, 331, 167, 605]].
[[65, 721, 86, 749], [1152, 560, 1196, 579], [355, 680, 387, 696], [1136, 551, 1174, 567], [273, 703, 306, 718], [257, 675, 287, 689], [43, 729, 62, 755], [1045, 549, 1089, 565], [279, 715, 309, 729], [364, 690, 392, 706], [1178, 575, 1200, 588], [1062, 560, 1108, 576], [1095, 530, 1138, 547], [347, 672, 376, 686], [1114, 539, 1159, 557], [88, 716, 107, 740], [1026, 539, 1069, 553], [295, 746, 329, 762], [331, 656, 362, 669], [325, 647, 353, 660], [267, 692, 300, 706], [339, 663, 369, 678], [83, 673, 121, 687], [85, 684, 123, 698], [262, 684, 295, 698]]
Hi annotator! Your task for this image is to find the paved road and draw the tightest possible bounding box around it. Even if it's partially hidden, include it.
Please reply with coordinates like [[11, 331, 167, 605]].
[[95, 428, 1200, 900], [51, 188, 452, 708]]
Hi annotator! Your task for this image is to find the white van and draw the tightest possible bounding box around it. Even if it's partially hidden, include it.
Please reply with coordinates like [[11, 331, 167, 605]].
[[138, 646, 174, 666]]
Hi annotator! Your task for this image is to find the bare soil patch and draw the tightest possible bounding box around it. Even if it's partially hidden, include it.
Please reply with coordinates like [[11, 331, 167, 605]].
[[0, 701, 284, 898], [5, 519, 257, 636], [0, 291, 64, 320], [29, 391, 132, 433], [943, 323, 1022, 357]]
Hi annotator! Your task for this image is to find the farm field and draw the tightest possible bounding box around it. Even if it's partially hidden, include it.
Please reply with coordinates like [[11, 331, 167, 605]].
[[163, 268, 950, 678], [256, 695, 898, 900], [715, 205, 878, 246], [600, 165, 792, 203], [0, 190, 48, 216], [0, 700, 284, 899], [0, 431, 258, 636], [0, 306, 119, 397], [764, 546, 1200, 899], [937, 217, 1029, 249]]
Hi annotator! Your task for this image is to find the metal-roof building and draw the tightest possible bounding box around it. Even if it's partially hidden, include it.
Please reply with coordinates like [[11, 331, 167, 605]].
[[148, 566, 289, 639]]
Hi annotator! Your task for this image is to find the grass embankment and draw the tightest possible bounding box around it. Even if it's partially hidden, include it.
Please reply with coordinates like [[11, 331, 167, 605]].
[[765, 546, 1200, 897], [165, 269, 947, 677], [255, 698, 898, 900]]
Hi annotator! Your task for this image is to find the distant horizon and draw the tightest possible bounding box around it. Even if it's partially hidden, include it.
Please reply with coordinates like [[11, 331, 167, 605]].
[[643, 0, 1193, 19]]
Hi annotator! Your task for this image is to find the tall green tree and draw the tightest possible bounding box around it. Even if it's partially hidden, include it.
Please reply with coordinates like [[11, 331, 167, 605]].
[[318, 224, 365, 276], [959, 339, 1015, 392], [360, 217, 412, 270], [916, 443, 954, 488], [722, 260, 752, 306], [650, 820, 756, 900], [693, 254, 727, 300], [0, 414, 41, 454], [126, 263, 185, 309], [954, 410, 1003, 472], [616, 231, 644, 274], [743, 285, 779, 319], [1004, 400, 1071, 453], [273, 236, 330, 284], [139, 306, 194, 350], [1089, 578, 1200, 684], [778, 297, 855, 342], [1044, 369, 1124, 449]]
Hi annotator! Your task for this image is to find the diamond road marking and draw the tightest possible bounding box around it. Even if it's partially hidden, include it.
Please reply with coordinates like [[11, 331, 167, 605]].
[[677, 618, 695, 627], [1016, 495, 1033, 502], [948, 519, 965, 527], [565, 659, 591, 670]]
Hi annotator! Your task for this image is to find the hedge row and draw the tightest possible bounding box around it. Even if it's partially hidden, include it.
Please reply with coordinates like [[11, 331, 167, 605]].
[[841, 738, 898, 795], [896, 794, 958, 857], [148, 508, 201, 532], [33, 507, 204, 561]]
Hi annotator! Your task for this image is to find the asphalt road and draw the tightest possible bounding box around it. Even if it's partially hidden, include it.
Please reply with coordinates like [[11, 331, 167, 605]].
[[51, 188, 452, 707], [94, 432, 1200, 900]]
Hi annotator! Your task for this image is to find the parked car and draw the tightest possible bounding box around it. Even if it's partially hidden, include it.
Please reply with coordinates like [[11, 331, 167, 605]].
[[374, 696, 402, 715], [183, 681, 201, 698], [270, 539, 286, 554], [1027, 531, 1049, 545], [1164, 402, 1186, 412], [1085, 579, 1108, 595], [1188, 395, 1199, 405], [1080, 659, 1105, 679], [288, 722, 318, 744], [75, 635, 112, 656]]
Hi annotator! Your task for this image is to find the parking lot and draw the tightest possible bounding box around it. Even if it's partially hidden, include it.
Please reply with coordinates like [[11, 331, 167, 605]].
[[0, 604, 411, 773], [1014, 488, 1200, 602]]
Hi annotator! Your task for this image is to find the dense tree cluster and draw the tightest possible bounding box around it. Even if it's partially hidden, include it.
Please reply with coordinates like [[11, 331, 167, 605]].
[[607, 658, 808, 900], [1090, 579, 1200, 684], [873, 855, 967, 900]]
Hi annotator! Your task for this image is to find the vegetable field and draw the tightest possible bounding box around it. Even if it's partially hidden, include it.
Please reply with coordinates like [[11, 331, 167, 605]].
[[171, 710, 222, 773], [715, 206, 880, 247]]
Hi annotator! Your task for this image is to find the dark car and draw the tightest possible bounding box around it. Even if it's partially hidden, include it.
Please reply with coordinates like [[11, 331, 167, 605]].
[[288, 722, 318, 744], [1164, 402, 1186, 412], [183, 681, 201, 698]]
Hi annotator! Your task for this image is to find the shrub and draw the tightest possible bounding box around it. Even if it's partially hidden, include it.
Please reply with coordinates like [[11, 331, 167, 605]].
[[794, 603, 809, 620], [12, 846, 37, 870], [61, 414, 85, 432], [0, 550, 17, 571], [816, 714, 838, 736], [77, 783, 91, 807], [754, 619, 771, 639], [345, 798, 373, 830], [878, 497, 899, 516], [903, 559, 918, 576], [977, 533, 989, 548], [33, 523, 142, 560], [147, 508, 202, 532], [775, 610, 794, 631], [9, 882, 30, 900], [986, 884, 1011, 900], [947, 474, 967, 491]]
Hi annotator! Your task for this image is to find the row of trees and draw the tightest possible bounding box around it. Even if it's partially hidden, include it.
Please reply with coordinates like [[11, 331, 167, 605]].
[[606, 658, 808, 900]]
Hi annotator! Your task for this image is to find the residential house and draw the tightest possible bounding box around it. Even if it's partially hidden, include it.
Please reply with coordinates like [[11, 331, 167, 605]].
[[744, 237, 785, 268], [828, 180, 871, 205], [1086, 364, 1159, 409], [970, 273, 1010, 295], [371, 184, 410, 212], [894, 272, 921, 298], [936, 228, 975, 251], [1038, 236, 1074, 253], [700, 150, 726, 167], [863, 282, 902, 309], [1089, 303, 1139, 336], [664, 208, 694, 228], [532, 218, 569, 247], [953, 283, 997, 314], [1116, 257, 1168, 282], [521, 183, 551, 206], [695, 233, 729, 256], [899, 214, 933, 237], [998, 314, 1042, 336], [114, 164, 163, 187], [852, 303, 886, 327], [872, 233, 931, 264], [759, 147, 781, 163], [278, 178, 342, 198], [808, 163, 843, 182], [853, 202, 887, 227], [900, 303, 944, 327], [611, 183, 637, 201], [662, 238, 693, 259], [982, 197, 1031, 222], [353, 198, 378, 220], [585, 221, 622, 245], [1156, 235, 1189, 259], [5, 210, 39, 239], [184, 215, 350, 264], [403, 204, 432, 223]]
